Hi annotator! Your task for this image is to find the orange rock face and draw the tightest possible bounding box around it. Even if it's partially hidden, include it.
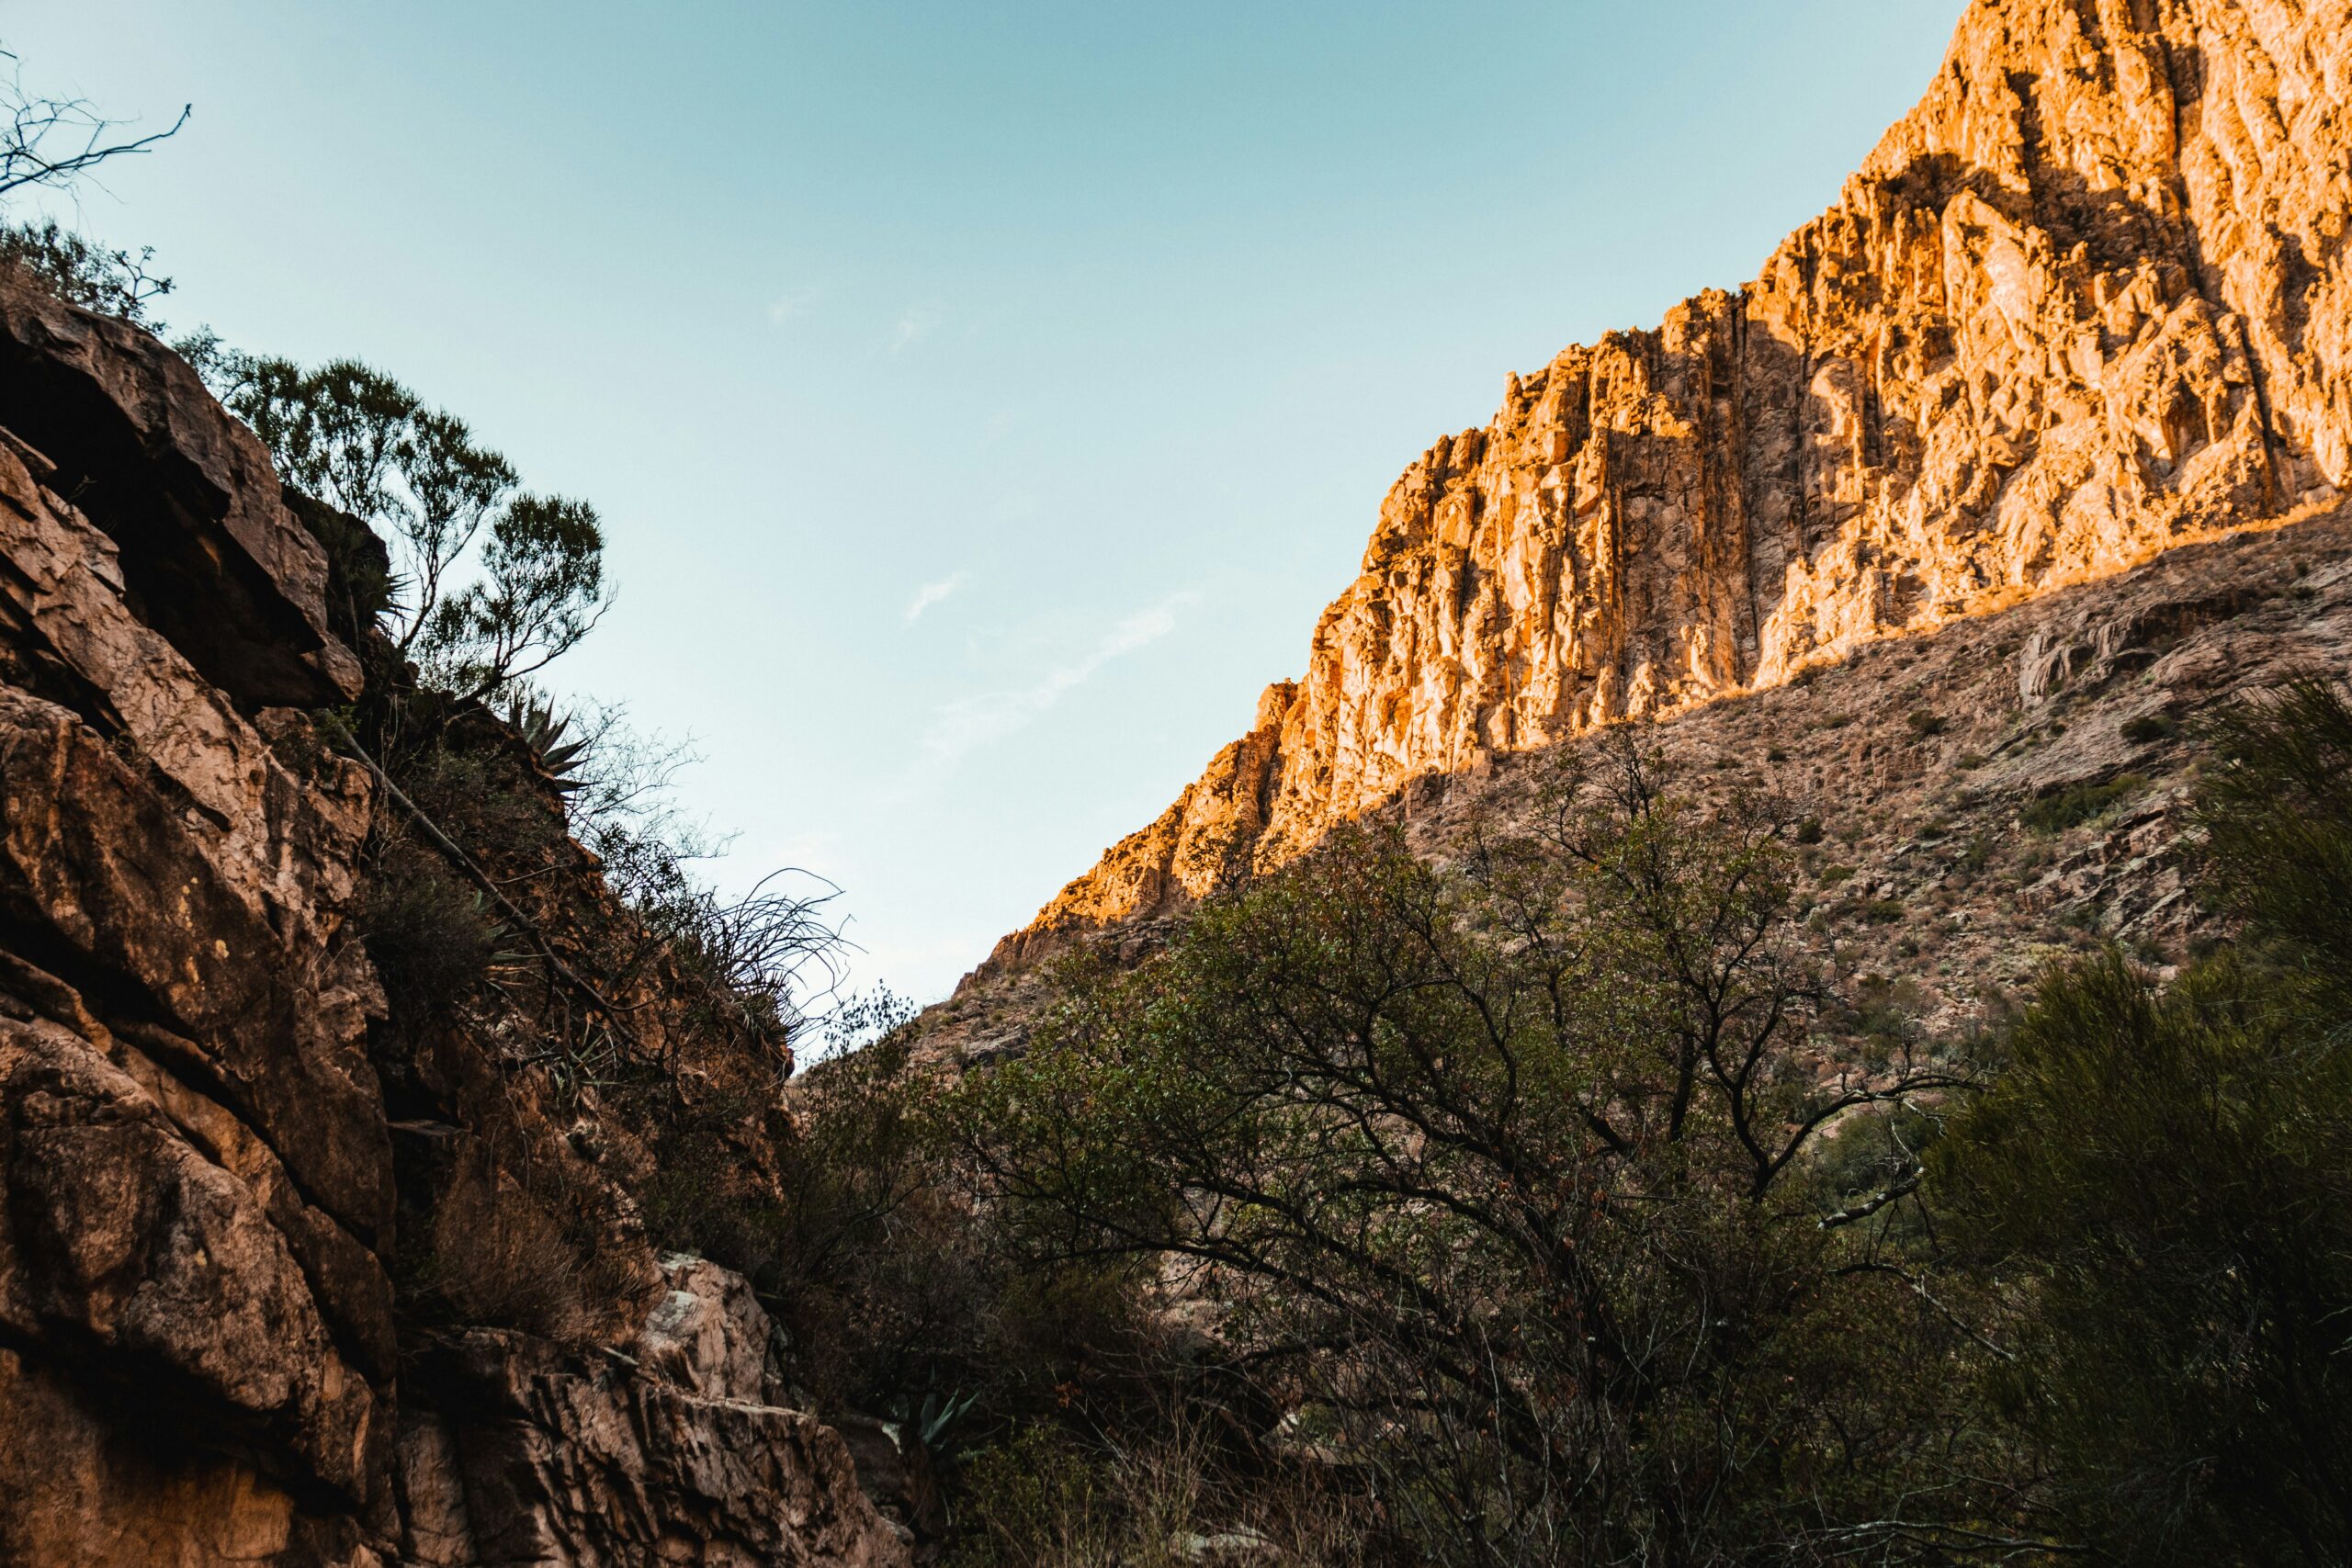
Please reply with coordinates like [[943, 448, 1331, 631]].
[[986, 0, 2352, 975]]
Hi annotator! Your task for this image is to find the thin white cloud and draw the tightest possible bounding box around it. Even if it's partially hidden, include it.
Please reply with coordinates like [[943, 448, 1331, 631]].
[[888, 304, 942, 354], [905, 572, 966, 623], [766, 285, 823, 326], [922, 595, 1193, 764]]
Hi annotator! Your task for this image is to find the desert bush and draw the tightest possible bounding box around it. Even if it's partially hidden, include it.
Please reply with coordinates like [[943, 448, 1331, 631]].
[[2198, 677, 2352, 1001], [947, 1426, 1109, 1568], [1934, 679, 2352, 1563], [947, 1419, 1375, 1568], [354, 845, 503, 1029], [0, 218, 170, 322], [1938, 947, 2352, 1564], [957, 743, 1983, 1565], [592, 819, 846, 1060], [415, 1145, 588, 1341], [2019, 772, 2147, 835], [828, 1035, 1145, 1435]]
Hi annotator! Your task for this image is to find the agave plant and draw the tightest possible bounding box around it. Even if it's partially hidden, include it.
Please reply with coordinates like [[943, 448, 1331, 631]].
[[915, 1386, 977, 1452], [502, 690, 590, 794]]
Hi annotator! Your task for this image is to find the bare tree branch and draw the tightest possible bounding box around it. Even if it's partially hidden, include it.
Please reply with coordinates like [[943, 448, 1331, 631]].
[[0, 53, 188, 199]]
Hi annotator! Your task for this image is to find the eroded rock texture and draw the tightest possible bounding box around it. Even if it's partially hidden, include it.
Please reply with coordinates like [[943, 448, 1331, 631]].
[[0, 281, 907, 1565], [988, 0, 2352, 973], [393, 1258, 908, 1568]]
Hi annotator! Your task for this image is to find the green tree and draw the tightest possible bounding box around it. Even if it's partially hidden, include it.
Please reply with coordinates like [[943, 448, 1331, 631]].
[[1936, 680, 2352, 1565], [181, 344, 609, 699], [422, 492, 610, 700], [958, 747, 1977, 1566]]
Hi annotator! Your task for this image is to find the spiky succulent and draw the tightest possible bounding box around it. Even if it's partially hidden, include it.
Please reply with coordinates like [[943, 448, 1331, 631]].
[[502, 691, 589, 793]]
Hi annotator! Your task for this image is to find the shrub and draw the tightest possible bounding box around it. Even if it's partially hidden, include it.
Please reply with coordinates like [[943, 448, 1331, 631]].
[[947, 1426, 1106, 1568], [946, 1419, 1373, 1568], [631, 1005, 1080, 1434], [1937, 951, 2352, 1563], [416, 1147, 588, 1342], [957, 743, 1976, 1564], [353, 849, 502, 1029], [1906, 708, 1947, 739], [0, 219, 171, 323], [2020, 772, 2147, 835], [2198, 677, 2352, 1001], [1934, 678, 2352, 1562], [2120, 712, 2179, 745]]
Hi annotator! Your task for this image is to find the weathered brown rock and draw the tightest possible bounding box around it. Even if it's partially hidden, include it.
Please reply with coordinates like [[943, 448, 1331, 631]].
[[392, 1255, 912, 1568], [831, 1416, 949, 1547], [986, 0, 2352, 974], [635, 1254, 778, 1403], [0, 1007, 383, 1501], [0, 684, 393, 1235], [0, 284, 909, 1565], [0, 280, 360, 706], [0, 1344, 379, 1568]]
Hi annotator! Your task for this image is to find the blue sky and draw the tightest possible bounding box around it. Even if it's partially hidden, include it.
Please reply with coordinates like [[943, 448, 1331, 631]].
[[10, 1, 1960, 1003]]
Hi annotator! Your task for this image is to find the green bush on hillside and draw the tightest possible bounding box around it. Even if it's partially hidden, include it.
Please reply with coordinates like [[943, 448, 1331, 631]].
[[2019, 771, 2148, 835], [1936, 678, 2352, 1564], [954, 743, 1986, 1565]]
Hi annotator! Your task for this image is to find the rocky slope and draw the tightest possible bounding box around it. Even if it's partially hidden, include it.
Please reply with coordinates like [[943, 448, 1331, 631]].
[[923, 501, 2352, 1070], [979, 0, 2352, 977], [0, 282, 910, 1566]]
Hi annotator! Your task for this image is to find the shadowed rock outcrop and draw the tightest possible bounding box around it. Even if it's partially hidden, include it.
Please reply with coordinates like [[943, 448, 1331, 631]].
[[984, 0, 2352, 976], [0, 279, 908, 1566]]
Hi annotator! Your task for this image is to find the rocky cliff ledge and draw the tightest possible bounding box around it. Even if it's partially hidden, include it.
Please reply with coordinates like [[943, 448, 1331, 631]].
[[0, 283, 908, 1566], [983, 0, 2352, 976]]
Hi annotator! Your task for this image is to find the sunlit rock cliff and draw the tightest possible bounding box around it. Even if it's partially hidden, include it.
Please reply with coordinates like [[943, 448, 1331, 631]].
[[981, 0, 2352, 976]]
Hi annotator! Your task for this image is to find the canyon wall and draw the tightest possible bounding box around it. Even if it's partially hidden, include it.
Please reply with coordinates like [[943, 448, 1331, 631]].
[[984, 0, 2352, 974], [0, 285, 909, 1566]]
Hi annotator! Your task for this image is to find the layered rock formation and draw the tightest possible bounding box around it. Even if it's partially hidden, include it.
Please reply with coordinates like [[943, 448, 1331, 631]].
[[395, 1257, 905, 1568], [986, 0, 2352, 974], [0, 282, 908, 1565]]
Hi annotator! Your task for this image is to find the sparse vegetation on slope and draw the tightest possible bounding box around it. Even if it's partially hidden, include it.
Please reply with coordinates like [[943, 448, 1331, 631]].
[[802, 681, 2352, 1565]]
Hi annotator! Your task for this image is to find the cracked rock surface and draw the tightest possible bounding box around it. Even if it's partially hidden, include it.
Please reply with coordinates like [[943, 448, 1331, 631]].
[[0, 278, 907, 1567]]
